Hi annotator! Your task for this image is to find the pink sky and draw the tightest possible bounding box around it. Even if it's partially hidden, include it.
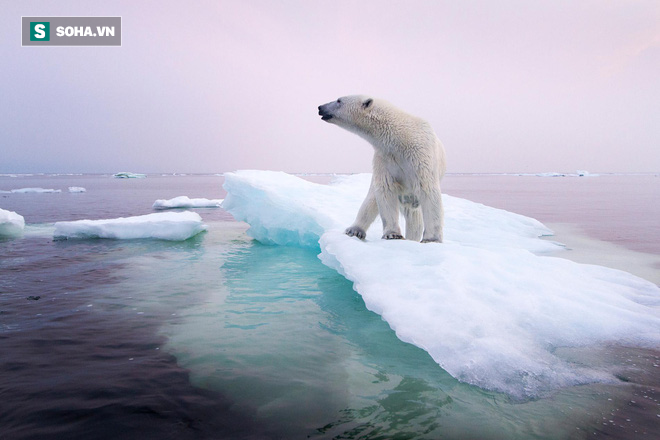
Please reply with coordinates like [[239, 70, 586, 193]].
[[1, 0, 659, 173]]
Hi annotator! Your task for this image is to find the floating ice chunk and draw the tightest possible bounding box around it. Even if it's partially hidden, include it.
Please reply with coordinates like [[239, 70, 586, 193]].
[[68, 187, 86, 193], [0, 208, 25, 237], [113, 172, 146, 178], [54, 211, 207, 241], [153, 196, 223, 210], [223, 170, 660, 398], [7, 188, 62, 193]]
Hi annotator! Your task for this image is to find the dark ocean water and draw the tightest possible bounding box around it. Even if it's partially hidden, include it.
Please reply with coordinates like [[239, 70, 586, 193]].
[[1, 173, 658, 439]]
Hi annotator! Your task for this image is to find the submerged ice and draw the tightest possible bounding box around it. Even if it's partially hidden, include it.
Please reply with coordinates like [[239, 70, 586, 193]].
[[222, 170, 660, 398], [54, 211, 207, 241]]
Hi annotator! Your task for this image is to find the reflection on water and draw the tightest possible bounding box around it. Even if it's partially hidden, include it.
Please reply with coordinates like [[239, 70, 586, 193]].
[[0, 227, 265, 439]]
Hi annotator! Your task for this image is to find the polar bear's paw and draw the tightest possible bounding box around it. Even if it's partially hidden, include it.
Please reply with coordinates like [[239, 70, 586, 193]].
[[382, 232, 404, 240], [421, 237, 442, 243], [345, 226, 366, 240]]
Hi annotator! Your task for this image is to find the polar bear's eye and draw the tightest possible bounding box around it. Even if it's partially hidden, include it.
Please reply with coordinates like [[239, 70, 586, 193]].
[[337, 99, 342, 104]]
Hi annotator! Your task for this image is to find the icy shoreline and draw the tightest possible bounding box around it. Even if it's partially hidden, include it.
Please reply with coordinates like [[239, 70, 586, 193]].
[[222, 170, 660, 398]]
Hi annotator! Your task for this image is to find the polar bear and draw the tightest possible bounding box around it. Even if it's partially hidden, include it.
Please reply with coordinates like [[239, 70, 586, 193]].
[[318, 95, 446, 242]]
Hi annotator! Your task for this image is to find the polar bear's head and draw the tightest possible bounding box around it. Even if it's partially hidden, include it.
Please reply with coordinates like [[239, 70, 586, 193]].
[[318, 95, 375, 137]]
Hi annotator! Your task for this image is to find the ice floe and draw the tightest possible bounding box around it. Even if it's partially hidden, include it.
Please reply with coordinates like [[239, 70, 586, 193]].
[[68, 187, 86, 193], [113, 172, 146, 179], [1, 188, 62, 193], [0, 208, 25, 237], [54, 211, 207, 241], [153, 196, 223, 210], [222, 170, 660, 398]]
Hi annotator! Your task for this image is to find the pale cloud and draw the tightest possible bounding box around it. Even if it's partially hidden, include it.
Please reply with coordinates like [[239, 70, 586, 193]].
[[602, 28, 660, 79]]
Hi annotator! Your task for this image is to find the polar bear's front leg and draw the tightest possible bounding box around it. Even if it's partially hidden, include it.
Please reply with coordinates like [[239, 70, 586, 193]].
[[420, 186, 444, 243], [345, 184, 378, 240], [375, 186, 403, 240]]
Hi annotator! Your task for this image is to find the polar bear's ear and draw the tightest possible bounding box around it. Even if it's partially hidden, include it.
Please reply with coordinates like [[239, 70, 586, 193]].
[[362, 98, 373, 109]]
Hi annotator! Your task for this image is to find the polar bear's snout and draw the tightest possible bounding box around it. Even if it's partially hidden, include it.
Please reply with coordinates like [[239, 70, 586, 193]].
[[318, 104, 334, 121]]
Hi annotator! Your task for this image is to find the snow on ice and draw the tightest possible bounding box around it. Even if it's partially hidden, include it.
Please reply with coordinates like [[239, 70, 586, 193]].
[[153, 196, 223, 210], [54, 211, 207, 241], [222, 170, 660, 398], [0, 208, 25, 237]]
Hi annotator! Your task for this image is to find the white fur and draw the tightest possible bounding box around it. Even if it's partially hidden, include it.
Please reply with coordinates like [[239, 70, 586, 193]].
[[318, 95, 446, 242]]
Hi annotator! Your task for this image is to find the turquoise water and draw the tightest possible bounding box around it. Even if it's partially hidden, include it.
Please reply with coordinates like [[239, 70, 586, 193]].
[[1, 174, 658, 439], [122, 222, 653, 439]]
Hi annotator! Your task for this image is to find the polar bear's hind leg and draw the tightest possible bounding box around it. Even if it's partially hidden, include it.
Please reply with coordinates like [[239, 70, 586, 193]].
[[420, 188, 443, 243]]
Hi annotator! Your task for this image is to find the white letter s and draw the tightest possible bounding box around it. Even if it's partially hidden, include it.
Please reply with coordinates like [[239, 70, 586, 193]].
[[34, 24, 45, 39]]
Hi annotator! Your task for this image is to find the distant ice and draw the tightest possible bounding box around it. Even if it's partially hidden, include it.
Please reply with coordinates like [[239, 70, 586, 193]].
[[223, 170, 660, 398], [113, 172, 146, 179], [516, 170, 600, 177], [2, 188, 62, 193], [68, 187, 86, 193], [54, 211, 207, 241], [535, 172, 567, 177], [575, 170, 597, 177], [153, 196, 223, 210], [0, 208, 25, 237]]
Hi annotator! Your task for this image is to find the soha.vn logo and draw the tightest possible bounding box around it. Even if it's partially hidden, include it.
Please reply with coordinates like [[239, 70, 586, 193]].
[[23, 17, 121, 46], [29, 21, 116, 41]]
